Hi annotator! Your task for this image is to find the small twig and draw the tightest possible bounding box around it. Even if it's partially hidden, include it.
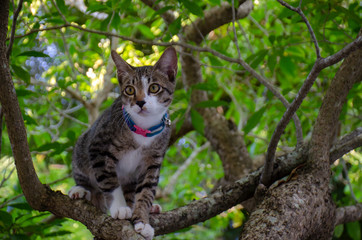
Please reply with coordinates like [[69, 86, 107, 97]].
[[7, 0, 24, 60], [231, 0, 242, 59], [340, 158, 358, 203], [247, 15, 269, 37], [50, 0, 68, 24], [231, 1, 304, 145], [162, 142, 210, 196], [0, 174, 71, 209], [238, 21, 254, 53], [0, 159, 15, 189], [276, 0, 320, 58]]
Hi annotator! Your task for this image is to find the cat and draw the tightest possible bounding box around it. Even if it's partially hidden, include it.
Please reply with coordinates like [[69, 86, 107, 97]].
[[68, 47, 178, 240]]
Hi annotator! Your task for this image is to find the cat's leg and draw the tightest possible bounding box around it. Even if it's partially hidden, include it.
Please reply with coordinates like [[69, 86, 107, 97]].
[[122, 181, 137, 210], [107, 186, 132, 220], [132, 161, 161, 240], [89, 146, 132, 219]]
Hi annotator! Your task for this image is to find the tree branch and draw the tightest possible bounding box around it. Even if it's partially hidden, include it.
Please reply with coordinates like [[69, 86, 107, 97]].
[[260, 31, 362, 186], [231, 0, 303, 145], [330, 127, 362, 161], [335, 203, 362, 226], [6, 0, 24, 60], [162, 142, 210, 197], [180, 50, 253, 181], [184, 0, 252, 44], [277, 0, 320, 58]]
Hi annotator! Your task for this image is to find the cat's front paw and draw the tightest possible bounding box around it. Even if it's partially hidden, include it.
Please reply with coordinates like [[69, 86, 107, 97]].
[[68, 186, 91, 201], [134, 222, 154, 240], [110, 206, 132, 220]]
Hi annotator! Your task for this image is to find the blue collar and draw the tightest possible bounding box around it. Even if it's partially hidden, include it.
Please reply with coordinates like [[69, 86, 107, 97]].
[[122, 106, 171, 137]]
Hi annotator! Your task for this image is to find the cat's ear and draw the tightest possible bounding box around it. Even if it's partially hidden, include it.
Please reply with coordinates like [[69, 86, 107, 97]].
[[111, 50, 134, 84], [154, 47, 178, 82]]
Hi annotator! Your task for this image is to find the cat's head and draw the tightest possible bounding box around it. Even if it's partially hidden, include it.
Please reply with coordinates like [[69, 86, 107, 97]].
[[111, 47, 177, 128]]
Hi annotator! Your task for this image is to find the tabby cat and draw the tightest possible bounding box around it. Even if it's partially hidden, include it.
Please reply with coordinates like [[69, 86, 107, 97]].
[[68, 47, 177, 240]]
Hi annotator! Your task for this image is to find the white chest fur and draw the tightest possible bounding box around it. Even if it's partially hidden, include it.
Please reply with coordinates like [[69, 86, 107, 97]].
[[116, 150, 142, 178], [132, 132, 156, 147]]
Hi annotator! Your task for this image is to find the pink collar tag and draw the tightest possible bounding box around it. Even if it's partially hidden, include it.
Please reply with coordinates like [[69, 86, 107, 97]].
[[133, 125, 152, 137]]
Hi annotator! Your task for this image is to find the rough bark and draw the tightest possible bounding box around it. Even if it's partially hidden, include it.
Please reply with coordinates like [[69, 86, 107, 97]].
[[240, 32, 362, 240]]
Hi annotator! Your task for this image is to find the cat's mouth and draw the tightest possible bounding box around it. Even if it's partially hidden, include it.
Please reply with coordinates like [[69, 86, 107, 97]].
[[137, 109, 149, 116]]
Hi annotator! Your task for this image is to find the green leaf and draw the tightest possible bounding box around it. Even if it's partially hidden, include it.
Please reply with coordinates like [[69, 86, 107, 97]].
[[23, 114, 37, 126], [181, 0, 204, 17], [36, 142, 61, 152], [56, 0, 68, 14], [246, 49, 269, 68], [334, 224, 344, 238], [137, 25, 154, 39], [152, 6, 173, 18], [45, 230, 72, 237], [280, 56, 296, 76], [195, 100, 228, 108], [17, 51, 50, 58], [243, 106, 267, 134], [87, 2, 108, 13], [11, 64, 30, 84], [169, 17, 182, 35], [190, 109, 204, 134], [268, 52, 277, 73], [192, 82, 218, 92], [10, 234, 31, 240], [111, 13, 121, 30], [347, 221, 361, 240], [119, 0, 132, 12], [9, 202, 33, 211], [16, 89, 36, 97], [0, 211, 12, 229]]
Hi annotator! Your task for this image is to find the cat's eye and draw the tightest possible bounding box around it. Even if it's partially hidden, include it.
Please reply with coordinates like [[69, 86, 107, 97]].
[[149, 84, 161, 94], [124, 86, 135, 96]]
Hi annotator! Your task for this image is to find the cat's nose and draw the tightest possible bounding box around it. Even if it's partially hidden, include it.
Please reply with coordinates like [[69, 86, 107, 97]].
[[136, 100, 146, 108]]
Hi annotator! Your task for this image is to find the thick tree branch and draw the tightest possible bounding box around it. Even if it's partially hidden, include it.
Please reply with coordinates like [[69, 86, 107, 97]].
[[335, 203, 362, 226]]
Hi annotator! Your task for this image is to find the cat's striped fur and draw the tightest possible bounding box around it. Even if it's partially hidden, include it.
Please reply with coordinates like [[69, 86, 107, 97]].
[[69, 47, 177, 240]]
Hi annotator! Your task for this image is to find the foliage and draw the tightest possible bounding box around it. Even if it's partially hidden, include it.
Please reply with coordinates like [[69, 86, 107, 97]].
[[1, 0, 361, 239]]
